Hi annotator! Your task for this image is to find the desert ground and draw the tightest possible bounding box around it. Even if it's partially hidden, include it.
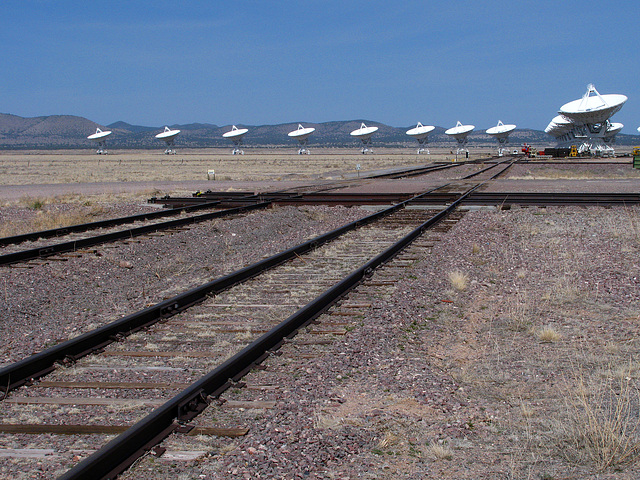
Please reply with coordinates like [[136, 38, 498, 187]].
[[1, 149, 640, 479]]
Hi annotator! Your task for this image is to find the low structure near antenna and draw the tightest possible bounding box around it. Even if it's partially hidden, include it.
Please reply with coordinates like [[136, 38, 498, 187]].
[[223, 125, 249, 155], [155, 126, 181, 154], [87, 127, 112, 154], [445, 121, 475, 155], [288, 124, 315, 154], [547, 83, 628, 157], [486, 120, 516, 156], [350, 123, 378, 154], [406, 122, 435, 154]]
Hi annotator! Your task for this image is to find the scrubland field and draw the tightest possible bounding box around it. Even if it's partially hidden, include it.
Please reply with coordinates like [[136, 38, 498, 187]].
[[0, 148, 472, 186]]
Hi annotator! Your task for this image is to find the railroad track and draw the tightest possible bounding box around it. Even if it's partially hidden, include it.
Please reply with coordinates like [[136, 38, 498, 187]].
[[0, 177, 493, 478], [0, 159, 490, 266], [0, 160, 515, 478]]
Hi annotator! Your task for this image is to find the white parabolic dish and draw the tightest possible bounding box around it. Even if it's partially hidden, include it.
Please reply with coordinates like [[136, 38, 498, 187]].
[[406, 122, 435, 139], [223, 126, 249, 139], [486, 121, 516, 138], [155, 126, 181, 140], [350, 123, 378, 139], [87, 128, 112, 141], [559, 85, 627, 124], [288, 124, 315, 140], [606, 122, 624, 135], [445, 121, 474, 139], [545, 115, 574, 136]]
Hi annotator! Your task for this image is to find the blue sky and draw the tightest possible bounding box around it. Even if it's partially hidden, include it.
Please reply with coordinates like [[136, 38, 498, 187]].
[[1, 1, 638, 131]]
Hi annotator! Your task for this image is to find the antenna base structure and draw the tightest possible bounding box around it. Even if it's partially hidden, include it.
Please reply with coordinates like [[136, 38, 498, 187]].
[[416, 138, 430, 155], [297, 139, 310, 155], [163, 139, 177, 155], [360, 137, 374, 155], [495, 137, 509, 157], [95, 141, 108, 155], [231, 141, 244, 156]]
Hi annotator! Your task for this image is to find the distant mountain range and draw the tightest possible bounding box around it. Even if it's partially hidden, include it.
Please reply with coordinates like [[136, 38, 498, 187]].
[[1, 113, 639, 150]]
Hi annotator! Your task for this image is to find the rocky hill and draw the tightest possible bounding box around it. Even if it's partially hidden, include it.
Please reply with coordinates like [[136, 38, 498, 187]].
[[1, 113, 638, 150]]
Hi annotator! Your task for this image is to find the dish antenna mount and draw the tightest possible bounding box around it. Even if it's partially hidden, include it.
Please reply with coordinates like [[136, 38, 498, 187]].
[[87, 128, 112, 154], [155, 126, 181, 154], [350, 123, 378, 154], [486, 120, 517, 156], [445, 121, 475, 155], [223, 125, 249, 155], [406, 122, 435, 154], [288, 124, 316, 154], [556, 84, 627, 156]]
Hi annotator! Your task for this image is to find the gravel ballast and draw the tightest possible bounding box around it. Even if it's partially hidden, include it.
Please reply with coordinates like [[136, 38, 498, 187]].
[[2, 188, 640, 478]]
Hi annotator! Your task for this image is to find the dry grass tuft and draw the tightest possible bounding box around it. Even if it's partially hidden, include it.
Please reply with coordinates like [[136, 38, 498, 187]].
[[426, 441, 453, 460], [558, 372, 640, 471], [506, 293, 532, 332], [314, 413, 342, 430], [377, 431, 400, 449], [520, 403, 534, 418], [537, 326, 561, 343], [448, 270, 469, 291], [471, 243, 481, 254]]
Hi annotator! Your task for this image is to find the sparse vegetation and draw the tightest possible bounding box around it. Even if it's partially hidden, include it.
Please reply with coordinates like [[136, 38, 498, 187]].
[[558, 372, 640, 471], [426, 441, 453, 460], [537, 326, 561, 343], [448, 270, 469, 291], [28, 198, 45, 210]]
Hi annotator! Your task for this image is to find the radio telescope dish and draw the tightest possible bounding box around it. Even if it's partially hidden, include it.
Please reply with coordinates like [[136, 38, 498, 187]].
[[554, 84, 627, 157], [445, 121, 475, 155], [223, 125, 249, 155], [486, 120, 516, 156], [155, 126, 181, 154], [350, 123, 378, 154], [406, 122, 435, 154], [559, 84, 627, 125], [545, 115, 574, 137], [87, 128, 112, 154], [288, 124, 315, 154], [603, 122, 624, 144]]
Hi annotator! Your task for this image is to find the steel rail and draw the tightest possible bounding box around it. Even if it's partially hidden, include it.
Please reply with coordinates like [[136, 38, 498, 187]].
[[0, 184, 453, 394], [0, 158, 478, 253], [0, 201, 278, 266], [151, 161, 476, 208], [0, 200, 225, 248], [448, 192, 640, 206], [56, 184, 481, 480]]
